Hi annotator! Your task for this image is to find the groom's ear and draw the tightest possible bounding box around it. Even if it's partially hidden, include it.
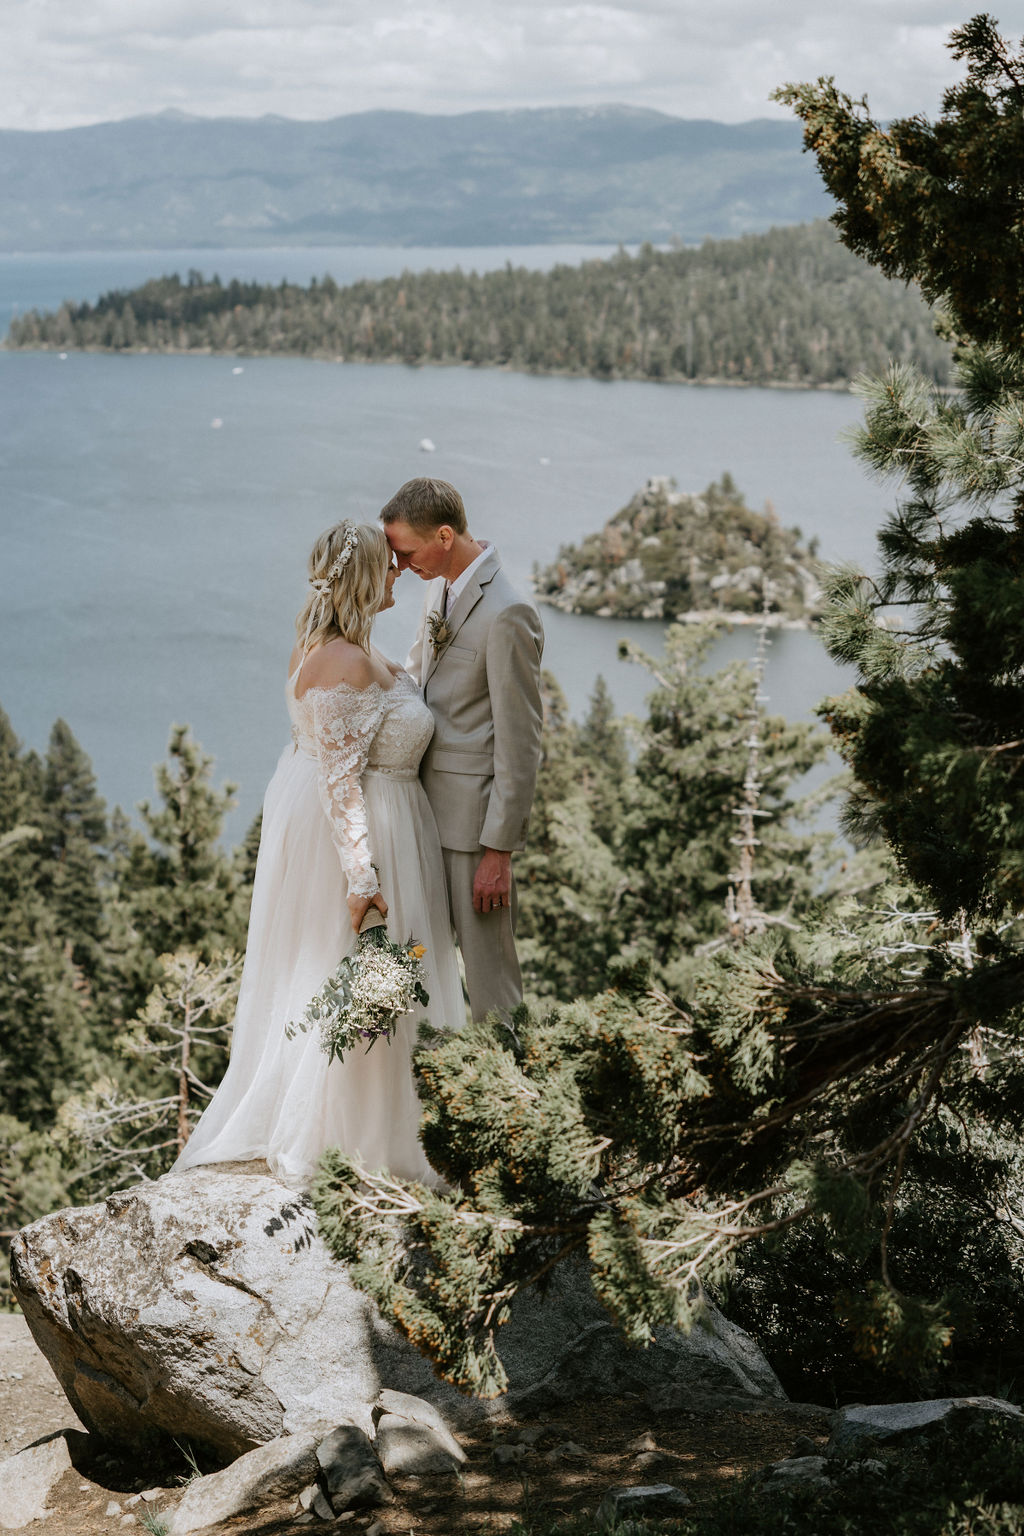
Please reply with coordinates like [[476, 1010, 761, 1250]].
[[436, 524, 454, 549]]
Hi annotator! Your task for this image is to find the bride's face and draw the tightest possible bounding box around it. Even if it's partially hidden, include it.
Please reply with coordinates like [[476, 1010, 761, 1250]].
[[379, 558, 399, 611]]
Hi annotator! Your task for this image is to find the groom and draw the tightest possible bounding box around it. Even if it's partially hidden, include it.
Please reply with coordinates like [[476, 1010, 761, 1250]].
[[381, 477, 544, 1022]]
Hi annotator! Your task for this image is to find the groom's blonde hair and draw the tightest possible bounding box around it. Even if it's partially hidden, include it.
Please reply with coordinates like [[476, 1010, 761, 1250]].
[[380, 478, 467, 535], [295, 522, 390, 655]]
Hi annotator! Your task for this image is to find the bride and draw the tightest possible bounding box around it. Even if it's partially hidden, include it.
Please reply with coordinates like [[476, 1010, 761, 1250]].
[[171, 520, 465, 1190]]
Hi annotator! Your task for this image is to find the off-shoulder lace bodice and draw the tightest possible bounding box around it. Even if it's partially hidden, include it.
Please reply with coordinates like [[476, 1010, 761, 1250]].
[[286, 669, 435, 897]]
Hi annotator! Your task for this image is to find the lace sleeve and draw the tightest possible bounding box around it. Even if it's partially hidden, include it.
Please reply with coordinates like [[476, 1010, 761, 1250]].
[[310, 684, 386, 899]]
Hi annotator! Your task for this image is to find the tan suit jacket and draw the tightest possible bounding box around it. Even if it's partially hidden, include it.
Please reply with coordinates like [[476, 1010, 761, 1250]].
[[408, 547, 544, 853]]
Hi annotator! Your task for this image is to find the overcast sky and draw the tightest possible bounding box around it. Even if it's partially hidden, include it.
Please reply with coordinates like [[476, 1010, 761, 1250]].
[[5, 1, 1024, 133]]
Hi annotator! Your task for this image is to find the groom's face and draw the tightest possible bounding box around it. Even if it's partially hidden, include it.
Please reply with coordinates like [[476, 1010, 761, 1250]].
[[384, 519, 452, 581]]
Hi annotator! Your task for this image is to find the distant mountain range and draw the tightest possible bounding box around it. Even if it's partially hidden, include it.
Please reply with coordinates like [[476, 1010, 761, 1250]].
[[0, 106, 832, 252]]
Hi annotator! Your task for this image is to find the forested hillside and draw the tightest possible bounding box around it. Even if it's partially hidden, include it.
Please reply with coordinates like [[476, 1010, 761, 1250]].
[[6, 221, 951, 388]]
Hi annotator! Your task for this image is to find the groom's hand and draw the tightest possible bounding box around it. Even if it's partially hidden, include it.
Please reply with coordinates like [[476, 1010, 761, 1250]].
[[473, 848, 512, 914]]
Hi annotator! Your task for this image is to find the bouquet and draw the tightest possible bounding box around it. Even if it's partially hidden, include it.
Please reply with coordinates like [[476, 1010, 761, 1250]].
[[285, 909, 429, 1065]]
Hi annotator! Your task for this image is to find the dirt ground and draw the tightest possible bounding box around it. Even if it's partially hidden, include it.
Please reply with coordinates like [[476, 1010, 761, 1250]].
[[0, 1312, 831, 1534]]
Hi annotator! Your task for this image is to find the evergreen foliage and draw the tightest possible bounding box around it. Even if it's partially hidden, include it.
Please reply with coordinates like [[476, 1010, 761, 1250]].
[[515, 674, 629, 1003], [116, 725, 246, 965], [515, 634, 828, 1004], [616, 627, 826, 985], [39, 719, 109, 971], [729, 1052, 1024, 1402], [58, 949, 239, 1191], [0, 709, 104, 1129], [775, 14, 1024, 350], [0, 716, 249, 1303], [6, 222, 952, 390]]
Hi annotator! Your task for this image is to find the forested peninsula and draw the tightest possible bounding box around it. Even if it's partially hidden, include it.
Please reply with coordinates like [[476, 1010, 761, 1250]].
[[534, 475, 821, 623], [5, 220, 951, 389]]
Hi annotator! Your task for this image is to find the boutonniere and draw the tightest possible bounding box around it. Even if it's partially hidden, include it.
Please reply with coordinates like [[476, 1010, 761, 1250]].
[[427, 611, 454, 656]]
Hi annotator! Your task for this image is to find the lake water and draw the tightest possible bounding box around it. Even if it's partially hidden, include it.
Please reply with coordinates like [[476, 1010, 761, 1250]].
[[0, 246, 891, 838]]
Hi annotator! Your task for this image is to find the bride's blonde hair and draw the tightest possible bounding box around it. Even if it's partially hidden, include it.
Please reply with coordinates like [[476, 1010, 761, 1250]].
[[295, 521, 390, 656]]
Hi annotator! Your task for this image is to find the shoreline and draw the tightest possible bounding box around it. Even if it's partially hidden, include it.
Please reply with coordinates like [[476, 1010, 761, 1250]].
[[534, 594, 815, 629], [0, 341, 861, 394]]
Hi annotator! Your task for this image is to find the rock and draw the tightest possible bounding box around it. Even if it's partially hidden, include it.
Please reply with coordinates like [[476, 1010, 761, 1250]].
[[167, 1429, 320, 1536], [375, 1416, 464, 1475], [632, 1449, 690, 1480], [595, 1484, 692, 1530], [626, 1430, 657, 1453], [502, 1262, 784, 1414], [829, 1396, 1023, 1456], [105, 1501, 122, 1516], [374, 1389, 465, 1455], [310, 1489, 334, 1520], [298, 1484, 319, 1510], [316, 1425, 392, 1512], [762, 1454, 834, 1486], [543, 1441, 588, 1464], [504, 1423, 553, 1448], [490, 1442, 527, 1468], [373, 1388, 466, 1473], [11, 1165, 784, 1456], [0, 1432, 72, 1529]]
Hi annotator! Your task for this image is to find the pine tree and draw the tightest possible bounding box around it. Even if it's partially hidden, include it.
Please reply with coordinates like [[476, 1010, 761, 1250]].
[[774, 13, 1024, 350], [59, 948, 239, 1194], [618, 625, 827, 989], [117, 725, 245, 963], [576, 675, 629, 845], [516, 675, 629, 1002], [39, 719, 108, 973], [0, 1112, 69, 1307], [0, 708, 100, 1129]]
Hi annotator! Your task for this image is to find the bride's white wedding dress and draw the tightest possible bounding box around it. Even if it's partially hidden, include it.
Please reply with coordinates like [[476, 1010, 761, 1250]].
[[172, 660, 465, 1190]]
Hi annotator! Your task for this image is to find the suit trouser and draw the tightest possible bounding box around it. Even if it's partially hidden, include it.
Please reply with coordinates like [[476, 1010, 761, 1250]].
[[442, 848, 523, 1023]]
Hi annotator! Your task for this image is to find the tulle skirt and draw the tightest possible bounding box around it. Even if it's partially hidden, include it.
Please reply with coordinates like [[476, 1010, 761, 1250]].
[[171, 742, 465, 1190]]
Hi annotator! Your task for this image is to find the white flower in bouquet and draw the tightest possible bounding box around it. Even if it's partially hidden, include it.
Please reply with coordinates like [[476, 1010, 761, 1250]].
[[285, 912, 428, 1066]]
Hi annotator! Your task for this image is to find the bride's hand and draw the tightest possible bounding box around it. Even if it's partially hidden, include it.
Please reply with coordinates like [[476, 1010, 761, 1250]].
[[347, 890, 388, 932]]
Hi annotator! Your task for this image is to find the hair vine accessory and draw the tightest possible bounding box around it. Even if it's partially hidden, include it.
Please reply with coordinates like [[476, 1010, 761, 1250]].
[[325, 522, 360, 584], [300, 522, 361, 657], [307, 522, 359, 601]]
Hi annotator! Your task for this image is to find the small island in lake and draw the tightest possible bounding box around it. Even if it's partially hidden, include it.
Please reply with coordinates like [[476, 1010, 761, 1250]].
[[533, 474, 822, 625]]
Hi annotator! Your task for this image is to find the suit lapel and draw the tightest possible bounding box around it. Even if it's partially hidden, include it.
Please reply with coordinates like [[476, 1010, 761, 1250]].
[[421, 579, 448, 688], [422, 548, 500, 687]]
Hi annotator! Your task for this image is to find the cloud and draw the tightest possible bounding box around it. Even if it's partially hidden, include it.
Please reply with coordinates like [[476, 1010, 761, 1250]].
[[1, 0, 1014, 132]]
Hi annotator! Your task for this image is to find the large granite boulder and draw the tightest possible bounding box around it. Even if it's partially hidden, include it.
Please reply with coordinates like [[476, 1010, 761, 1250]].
[[11, 1162, 784, 1456], [829, 1397, 1023, 1456]]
